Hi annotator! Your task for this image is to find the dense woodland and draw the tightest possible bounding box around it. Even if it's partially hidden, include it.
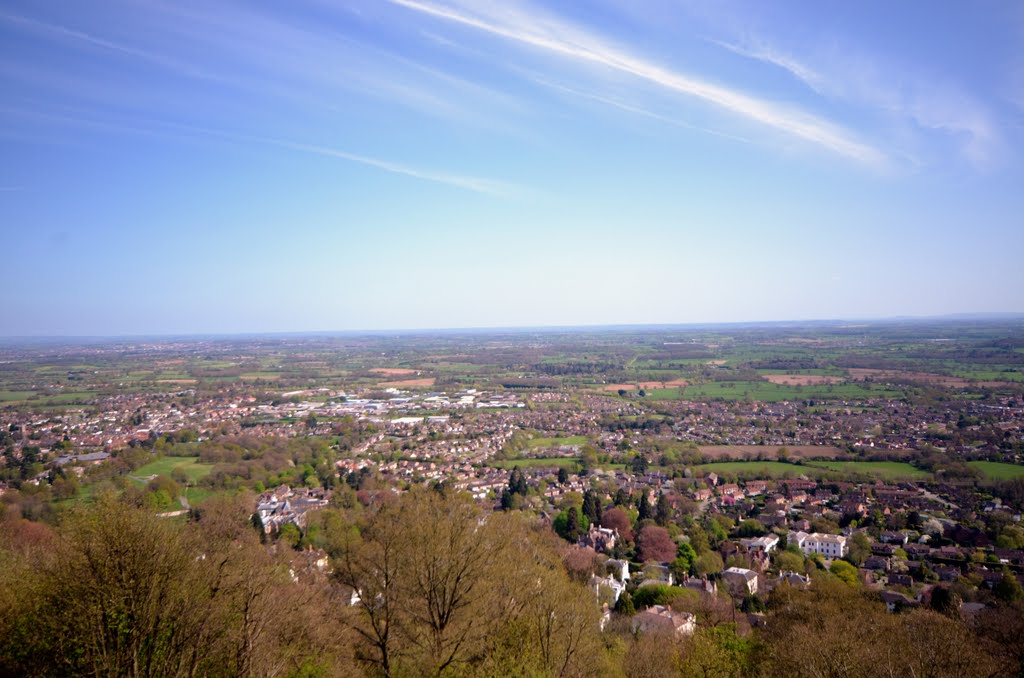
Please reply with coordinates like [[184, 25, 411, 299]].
[[2, 488, 1023, 678]]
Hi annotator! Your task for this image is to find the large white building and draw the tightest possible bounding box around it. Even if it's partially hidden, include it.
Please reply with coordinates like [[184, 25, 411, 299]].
[[788, 531, 848, 559]]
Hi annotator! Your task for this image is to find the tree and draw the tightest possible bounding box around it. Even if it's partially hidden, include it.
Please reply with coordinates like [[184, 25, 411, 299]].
[[773, 550, 805, 574], [631, 455, 648, 475], [929, 586, 962, 618], [736, 519, 766, 537], [499, 487, 514, 511], [507, 468, 528, 496], [279, 522, 302, 548], [994, 568, 1024, 603], [670, 542, 698, 579], [566, 506, 581, 542], [582, 489, 602, 524], [614, 589, 635, 616], [694, 552, 724, 577], [557, 467, 569, 485], [829, 559, 859, 586], [638, 492, 653, 522], [553, 507, 589, 542], [637, 525, 676, 562], [600, 506, 633, 542], [655, 493, 671, 526], [846, 531, 871, 567]]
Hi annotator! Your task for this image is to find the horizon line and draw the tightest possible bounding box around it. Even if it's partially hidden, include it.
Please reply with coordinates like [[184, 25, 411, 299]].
[[2, 311, 1024, 343]]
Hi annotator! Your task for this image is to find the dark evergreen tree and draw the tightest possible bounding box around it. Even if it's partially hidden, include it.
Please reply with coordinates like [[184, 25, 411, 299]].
[[655, 493, 670, 526], [566, 506, 580, 542], [638, 492, 652, 522]]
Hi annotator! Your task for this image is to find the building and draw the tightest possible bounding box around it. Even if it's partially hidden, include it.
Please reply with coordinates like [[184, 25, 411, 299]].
[[631, 605, 696, 637], [740, 534, 780, 554], [789, 531, 848, 559], [722, 567, 759, 596]]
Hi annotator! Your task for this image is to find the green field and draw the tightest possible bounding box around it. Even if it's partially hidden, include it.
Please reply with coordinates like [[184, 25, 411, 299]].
[[0, 390, 36, 402], [132, 456, 215, 483], [680, 381, 903, 402], [695, 461, 808, 476], [528, 435, 589, 449], [694, 460, 931, 480], [805, 461, 931, 480], [491, 457, 580, 469], [967, 461, 1024, 480]]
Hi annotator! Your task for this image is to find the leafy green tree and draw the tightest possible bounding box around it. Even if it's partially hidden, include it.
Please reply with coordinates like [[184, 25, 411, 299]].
[[846, 531, 872, 566], [694, 551, 724, 576], [829, 560, 859, 586], [995, 568, 1024, 603], [736, 519, 766, 537], [614, 590, 635, 616], [670, 542, 698, 580], [553, 507, 589, 542], [278, 522, 301, 549]]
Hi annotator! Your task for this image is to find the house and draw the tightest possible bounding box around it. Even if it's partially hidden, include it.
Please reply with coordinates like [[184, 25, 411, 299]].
[[579, 525, 618, 553], [776, 571, 811, 589], [722, 567, 759, 596], [639, 563, 673, 588], [606, 558, 630, 582], [880, 590, 916, 613], [745, 480, 768, 496], [631, 605, 696, 637], [740, 534, 780, 555], [788, 531, 848, 559], [863, 556, 890, 572], [887, 573, 913, 588], [880, 531, 909, 545], [590, 574, 626, 603]]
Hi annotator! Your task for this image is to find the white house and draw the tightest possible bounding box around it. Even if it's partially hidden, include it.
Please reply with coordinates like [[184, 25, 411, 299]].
[[788, 531, 848, 559]]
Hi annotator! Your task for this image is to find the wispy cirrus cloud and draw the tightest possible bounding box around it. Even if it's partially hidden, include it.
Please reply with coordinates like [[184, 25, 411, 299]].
[[529, 76, 757, 146], [706, 38, 825, 94], [705, 26, 1002, 170], [260, 138, 520, 197], [387, 0, 886, 166], [0, 104, 518, 196]]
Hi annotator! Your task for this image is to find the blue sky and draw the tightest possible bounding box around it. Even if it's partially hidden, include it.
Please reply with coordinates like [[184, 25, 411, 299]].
[[1, 0, 1023, 335]]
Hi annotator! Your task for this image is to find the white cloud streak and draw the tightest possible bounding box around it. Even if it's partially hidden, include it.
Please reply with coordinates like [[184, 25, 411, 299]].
[[0, 105, 517, 196], [707, 38, 826, 94], [529, 76, 757, 145], [387, 0, 886, 166], [705, 29, 1002, 170], [260, 138, 519, 196]]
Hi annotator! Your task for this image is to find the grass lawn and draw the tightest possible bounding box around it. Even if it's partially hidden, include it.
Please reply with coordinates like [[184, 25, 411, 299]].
[[694, 460, 931, 481], [681, 381, 902, 402], [695, 461, 807, 476], [0, 390, 36, 402], [967, 461, 1024, 480], [491, 458, 580, 470], [528, 435, 589, 449], [643, 388, 687, 400], [805, 461, 931, 480], [132, 456, 215, 483]]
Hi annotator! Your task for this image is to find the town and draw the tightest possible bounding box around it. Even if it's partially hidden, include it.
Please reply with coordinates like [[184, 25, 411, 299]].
[[1, 321, 1023, 676]]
